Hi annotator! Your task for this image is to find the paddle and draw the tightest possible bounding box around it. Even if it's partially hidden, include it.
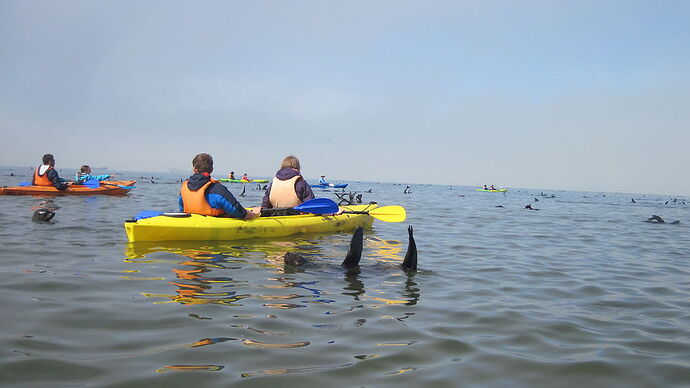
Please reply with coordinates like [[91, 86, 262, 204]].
[[80, 179, 135, 189], [287, 198, 407, 222]]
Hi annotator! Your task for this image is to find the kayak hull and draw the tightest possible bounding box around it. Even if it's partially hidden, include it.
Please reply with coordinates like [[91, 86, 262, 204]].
[[219, 179, 268, 183], [124, 204, 377, 242], [476, 189, 508, 192], [0, 180, 136, 196], [311, 183, 348, 188]]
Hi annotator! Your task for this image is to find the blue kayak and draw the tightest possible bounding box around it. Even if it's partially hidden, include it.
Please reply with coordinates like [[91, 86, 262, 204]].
[[311, 183, 348, 188]]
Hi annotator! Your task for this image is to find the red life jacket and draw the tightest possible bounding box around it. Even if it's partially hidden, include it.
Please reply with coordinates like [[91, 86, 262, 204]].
[[33, 166, 53, 186], [180, 179, 225, 216]]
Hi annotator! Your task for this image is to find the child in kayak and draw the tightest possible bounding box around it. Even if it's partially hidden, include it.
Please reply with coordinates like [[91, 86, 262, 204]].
[[261, 155, 315, 211], [32, 154, 68, 190], [75, 165, 111, 183], [179, 153, 260, 219]]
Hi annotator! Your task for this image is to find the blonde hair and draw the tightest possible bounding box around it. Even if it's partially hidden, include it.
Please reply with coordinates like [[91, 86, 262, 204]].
[[280, 155, 300, 170]]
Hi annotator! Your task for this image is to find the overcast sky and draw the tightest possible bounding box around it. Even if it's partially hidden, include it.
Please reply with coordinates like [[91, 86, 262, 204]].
[[1, 1, 689, 195]]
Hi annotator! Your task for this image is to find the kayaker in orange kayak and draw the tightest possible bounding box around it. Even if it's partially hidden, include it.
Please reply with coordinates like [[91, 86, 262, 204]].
[[179, 153, 259, 219], [33, 154, 68, 190], [75, 165, 111, 183]]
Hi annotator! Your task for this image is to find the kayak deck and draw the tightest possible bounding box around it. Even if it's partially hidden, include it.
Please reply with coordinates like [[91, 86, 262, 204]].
[[124, 203, 377, 242], [0, 180, 136, 196]]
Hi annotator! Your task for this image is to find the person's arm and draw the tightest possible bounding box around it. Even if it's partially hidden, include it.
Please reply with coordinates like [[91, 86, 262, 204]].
[[206, 184, 248, 219], [295, 178, 315, 202], [179, 195, 184, 212], [47, 169, 68, 190], [261, 184, 273, 208]]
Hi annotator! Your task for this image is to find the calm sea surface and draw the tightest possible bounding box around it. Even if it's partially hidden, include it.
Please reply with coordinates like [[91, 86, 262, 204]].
[[1, 167, 689, 387]]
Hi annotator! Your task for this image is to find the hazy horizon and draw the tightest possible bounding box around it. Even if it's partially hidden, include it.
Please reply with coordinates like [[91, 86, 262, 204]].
[[2, 1, 689, 196]]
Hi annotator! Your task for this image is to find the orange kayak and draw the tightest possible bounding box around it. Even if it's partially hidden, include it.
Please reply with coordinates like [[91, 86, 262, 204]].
[[0, 180, 136, 196]]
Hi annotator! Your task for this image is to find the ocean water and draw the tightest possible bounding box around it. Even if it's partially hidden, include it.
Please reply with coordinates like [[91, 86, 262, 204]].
[[1, 167, 689, 387]]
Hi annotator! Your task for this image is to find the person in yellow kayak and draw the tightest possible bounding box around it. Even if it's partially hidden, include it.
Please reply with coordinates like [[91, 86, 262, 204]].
[[179, 153, 260, 219], [33, 154, 68, 190], [75, 165, 111, 183], [241, 173, 250, 182], [261, 155, 315, 209], [228, 171, 235, 179]]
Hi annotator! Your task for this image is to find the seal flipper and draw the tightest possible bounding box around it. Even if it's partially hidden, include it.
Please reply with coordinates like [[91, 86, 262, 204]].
[[401, 225, 417, 271], [341, 227, 364, 268]]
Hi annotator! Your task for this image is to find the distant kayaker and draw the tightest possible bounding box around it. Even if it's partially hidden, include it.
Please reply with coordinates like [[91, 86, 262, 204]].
[[75, 165, 111, 183], [319, 175, 330, 185], [241, 173, 250, 182], [228, 171, 235, 180], [490, 185, 496, 190], [261, 155, 315, 209], [32, 154, 68, 190], [179, 153, 259, 219], [482, 184, 488, 190]]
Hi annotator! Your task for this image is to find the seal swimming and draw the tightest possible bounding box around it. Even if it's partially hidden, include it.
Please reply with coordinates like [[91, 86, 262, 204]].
[[32, 208, 56, 223], [283, 226, 418, 271], [643, 215, 680, 224]]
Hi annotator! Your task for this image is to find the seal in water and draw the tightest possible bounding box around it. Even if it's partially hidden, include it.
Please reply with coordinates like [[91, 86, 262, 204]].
[[401, 225, 417, 271], [32, 208, 56, 223], [340, 226, 364, 268], [643, 215, 680, 224], [283, 225, 418, 272]]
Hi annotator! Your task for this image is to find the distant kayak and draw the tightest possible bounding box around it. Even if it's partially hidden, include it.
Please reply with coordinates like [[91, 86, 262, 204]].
[[476, 188, 508, 192], [311, 183, 348, 188], [219, 179, 268, 183], [0, 180, 136, 196]]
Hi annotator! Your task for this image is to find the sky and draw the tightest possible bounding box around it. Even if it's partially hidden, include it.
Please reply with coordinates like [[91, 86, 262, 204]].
[[1, 0, 689, 196]]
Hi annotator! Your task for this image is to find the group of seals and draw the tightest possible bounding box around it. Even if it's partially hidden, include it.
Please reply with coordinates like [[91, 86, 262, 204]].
[[283, 225, 418, 272]]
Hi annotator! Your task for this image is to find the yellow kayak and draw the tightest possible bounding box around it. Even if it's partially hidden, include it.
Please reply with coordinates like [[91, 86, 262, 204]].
[[124, 204, 377, 242]]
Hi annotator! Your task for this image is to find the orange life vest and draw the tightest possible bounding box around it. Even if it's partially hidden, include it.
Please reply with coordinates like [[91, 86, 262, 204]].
[[180, 179, 225, 216], [33, 166, 53, 186], [268, 176, 302, 208]]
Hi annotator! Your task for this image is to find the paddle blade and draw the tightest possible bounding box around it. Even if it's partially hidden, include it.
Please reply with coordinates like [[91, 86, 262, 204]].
[[82, 179, 100, 188], [294, 198, 339, 214], [19, 182, 32, 186], [368, 205, 407, 223]]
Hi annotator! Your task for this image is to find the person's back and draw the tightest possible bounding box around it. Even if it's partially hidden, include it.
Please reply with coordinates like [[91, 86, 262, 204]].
[[179, 153, 259, 219], [262, 155, 315, 209], [33, 154, 68, 190]]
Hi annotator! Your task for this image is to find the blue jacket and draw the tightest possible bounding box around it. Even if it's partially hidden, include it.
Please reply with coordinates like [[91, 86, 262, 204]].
[[75, 173, 111, 183], [179, 173, 247, 218], [262, 167, 315, 208]]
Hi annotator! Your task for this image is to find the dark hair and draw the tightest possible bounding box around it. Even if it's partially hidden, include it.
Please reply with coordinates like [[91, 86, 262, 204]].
[[42, 154, 54, 165], [80, 165, 90, 173], [192, 153, 213, 173]]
